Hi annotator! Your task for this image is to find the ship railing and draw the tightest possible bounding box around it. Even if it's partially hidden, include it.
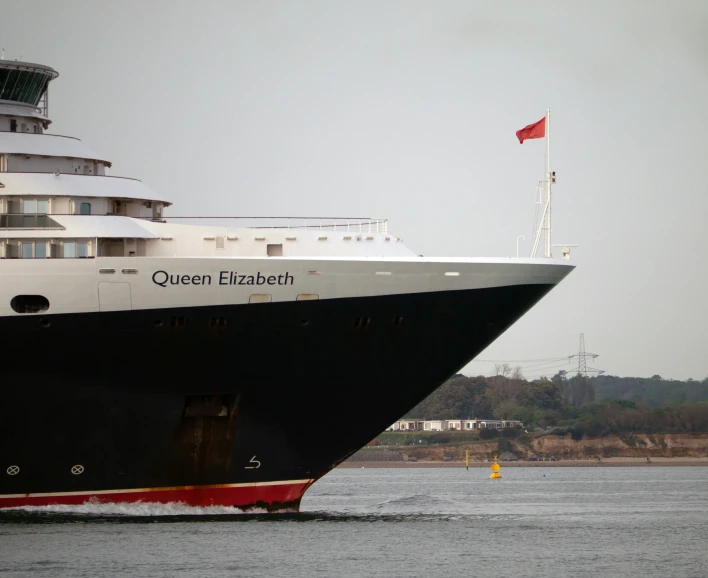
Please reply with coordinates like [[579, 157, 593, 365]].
[[0, 214, 64, 230], [141, 216, 390, 235]]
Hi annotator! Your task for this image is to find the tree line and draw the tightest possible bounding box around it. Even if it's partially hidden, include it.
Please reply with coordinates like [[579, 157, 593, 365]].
[[404, 367, 708, 435]]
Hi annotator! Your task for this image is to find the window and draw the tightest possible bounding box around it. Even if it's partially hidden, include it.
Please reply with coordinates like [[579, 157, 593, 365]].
[[10, 119, 16, 132], [78, 242, 89, 258], [79, 203, 91, 215], [64, 242, 76, 258], [21, 243, 33, 259], [267, 243, 283, 257], [10, 295, 49, 314], [296, 294, 319, 301], [35, 242, 47, 259], [21, 200, 47, 214], [0, 70, 49, 104], [249, 294, 272, 303]]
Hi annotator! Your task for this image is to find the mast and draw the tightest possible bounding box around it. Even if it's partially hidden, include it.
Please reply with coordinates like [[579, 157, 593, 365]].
[[530, 107, 553, 258], [546, 107, 551, 258]]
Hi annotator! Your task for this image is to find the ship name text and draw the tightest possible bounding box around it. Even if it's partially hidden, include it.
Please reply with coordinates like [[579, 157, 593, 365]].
[[152, 270, 294, 288]]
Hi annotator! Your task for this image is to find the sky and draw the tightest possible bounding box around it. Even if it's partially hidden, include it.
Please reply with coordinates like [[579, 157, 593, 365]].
[[1, 0, 706, 380]]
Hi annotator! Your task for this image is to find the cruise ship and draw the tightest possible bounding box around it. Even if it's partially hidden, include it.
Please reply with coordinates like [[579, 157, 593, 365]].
[[0, 59, 573, 510]]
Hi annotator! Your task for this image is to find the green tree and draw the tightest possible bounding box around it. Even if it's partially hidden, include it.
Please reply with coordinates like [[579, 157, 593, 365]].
[[517, 379, 563, 410]]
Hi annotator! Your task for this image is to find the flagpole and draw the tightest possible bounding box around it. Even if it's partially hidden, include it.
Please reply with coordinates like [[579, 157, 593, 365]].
[[546, 107, 551, 258]]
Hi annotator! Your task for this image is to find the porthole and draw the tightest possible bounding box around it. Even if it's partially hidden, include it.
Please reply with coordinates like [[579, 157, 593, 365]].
[[11, 295, 49, 314], [354, 316, 371, 328], [39, 318, 51, 328], [153, 319, 163, 327], [300, 318, 309, 326], [209, 316, 228, 328]]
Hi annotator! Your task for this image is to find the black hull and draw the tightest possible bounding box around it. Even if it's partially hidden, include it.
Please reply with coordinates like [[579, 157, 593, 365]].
[[0, 284, 553, 506]]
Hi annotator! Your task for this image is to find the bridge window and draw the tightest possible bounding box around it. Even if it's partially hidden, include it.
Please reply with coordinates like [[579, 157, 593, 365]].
[[0, 69, 51, 105]]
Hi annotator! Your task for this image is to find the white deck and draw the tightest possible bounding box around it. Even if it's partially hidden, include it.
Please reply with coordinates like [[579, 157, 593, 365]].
[[0, 132, 109, 164], [0, 172, 169, 204]]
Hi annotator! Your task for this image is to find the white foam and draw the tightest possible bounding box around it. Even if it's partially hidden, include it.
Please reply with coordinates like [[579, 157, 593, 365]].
[[6, 498, 267, 516]]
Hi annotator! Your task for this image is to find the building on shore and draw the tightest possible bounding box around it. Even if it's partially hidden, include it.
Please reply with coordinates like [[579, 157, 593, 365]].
[[386, 418, 522, 432], [386, 419, 423, 432]]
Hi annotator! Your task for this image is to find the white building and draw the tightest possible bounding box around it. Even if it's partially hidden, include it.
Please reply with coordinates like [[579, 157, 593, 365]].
[[386, 419, 421, 432], [422, 420, 446, 431], [387, 418, 522, 433]]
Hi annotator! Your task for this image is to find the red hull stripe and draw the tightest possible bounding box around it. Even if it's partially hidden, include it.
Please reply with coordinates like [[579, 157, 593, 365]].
[[0, 479, 314, 509]]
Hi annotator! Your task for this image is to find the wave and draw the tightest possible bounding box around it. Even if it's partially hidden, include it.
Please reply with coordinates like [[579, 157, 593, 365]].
[[0, 498, 268, 522]]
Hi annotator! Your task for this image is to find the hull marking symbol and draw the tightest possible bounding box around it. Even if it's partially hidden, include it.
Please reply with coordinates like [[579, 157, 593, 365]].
[[6, 465, 19, 476], [71, 464, 85, 475], [244, 456, 261, 469]]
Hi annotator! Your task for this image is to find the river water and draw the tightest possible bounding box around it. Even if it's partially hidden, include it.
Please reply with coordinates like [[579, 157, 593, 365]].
[[1, 467, 707, 577]]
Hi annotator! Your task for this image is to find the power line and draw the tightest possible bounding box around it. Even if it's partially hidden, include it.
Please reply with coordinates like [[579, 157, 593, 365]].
[[468, 334, 605, 378], [470, 357, 567, 363], [568, 333, 604, 376]]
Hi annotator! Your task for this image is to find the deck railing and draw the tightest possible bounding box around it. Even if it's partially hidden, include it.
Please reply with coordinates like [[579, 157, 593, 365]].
[[141, 216, 389, 235], [0, 213, 390, 234]]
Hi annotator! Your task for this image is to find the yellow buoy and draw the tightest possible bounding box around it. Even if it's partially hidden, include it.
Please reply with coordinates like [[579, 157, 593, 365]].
[[490, 455, 502, 479]]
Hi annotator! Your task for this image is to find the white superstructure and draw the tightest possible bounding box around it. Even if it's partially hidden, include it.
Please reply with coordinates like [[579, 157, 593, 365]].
[[0, 59, 573, 317]]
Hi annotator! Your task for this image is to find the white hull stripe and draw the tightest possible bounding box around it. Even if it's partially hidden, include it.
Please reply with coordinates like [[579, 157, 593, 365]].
[[0, 478, 314, 500]]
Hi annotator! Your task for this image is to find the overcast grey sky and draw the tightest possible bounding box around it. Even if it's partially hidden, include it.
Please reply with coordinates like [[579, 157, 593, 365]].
[[2, 0, 706, 380]]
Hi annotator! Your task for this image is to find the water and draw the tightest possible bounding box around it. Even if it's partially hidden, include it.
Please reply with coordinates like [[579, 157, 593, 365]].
[[1, 467, 707, 577]]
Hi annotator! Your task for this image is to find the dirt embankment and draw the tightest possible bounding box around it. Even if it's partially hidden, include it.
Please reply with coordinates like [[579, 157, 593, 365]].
[[530, 433, 708, 459], [381, 433, 708, 462]]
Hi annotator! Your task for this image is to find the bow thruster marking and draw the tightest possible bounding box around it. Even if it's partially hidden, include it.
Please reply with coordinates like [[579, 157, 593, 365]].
[[6, 465, 19, 476], [71, 464, 85, 475], [244, 456, 261, 469]]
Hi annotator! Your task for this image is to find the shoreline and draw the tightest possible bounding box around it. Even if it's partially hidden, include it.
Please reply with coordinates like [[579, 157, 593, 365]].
[[338, 457, 708, 468]]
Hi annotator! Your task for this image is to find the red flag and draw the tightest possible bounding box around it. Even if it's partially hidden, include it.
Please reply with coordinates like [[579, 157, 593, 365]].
[[516, 117, 546, 144]]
